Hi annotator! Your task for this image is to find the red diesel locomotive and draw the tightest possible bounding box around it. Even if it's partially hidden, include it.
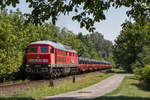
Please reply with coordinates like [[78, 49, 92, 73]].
[[26, 39, 112, 77]]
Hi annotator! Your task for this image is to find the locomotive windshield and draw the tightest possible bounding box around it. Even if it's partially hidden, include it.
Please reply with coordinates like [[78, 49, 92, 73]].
[[40, 46, 48, 53], [28, 46, 37, 53]]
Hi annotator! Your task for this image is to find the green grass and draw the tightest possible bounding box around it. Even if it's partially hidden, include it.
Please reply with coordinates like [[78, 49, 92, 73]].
[[96, 75, 150, 100], [1, 72, 114, 100]]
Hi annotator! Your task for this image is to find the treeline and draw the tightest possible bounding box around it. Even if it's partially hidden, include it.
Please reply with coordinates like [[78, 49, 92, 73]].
[[0, 9, 113, 82], [113, 18, 150, 87]]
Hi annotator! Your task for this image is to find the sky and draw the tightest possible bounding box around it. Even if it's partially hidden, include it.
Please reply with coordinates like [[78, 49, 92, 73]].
[[6, 1, 130, 43]]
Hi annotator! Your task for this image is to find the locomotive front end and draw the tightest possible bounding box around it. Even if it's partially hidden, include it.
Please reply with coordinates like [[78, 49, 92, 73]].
[[26, 39, 78, 78], [26, 42, 55, 74]]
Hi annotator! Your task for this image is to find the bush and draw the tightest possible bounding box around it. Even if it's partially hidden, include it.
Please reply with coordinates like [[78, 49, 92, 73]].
[[133, 67, 144, 79], [134, 64, 150, 89], [141, 65, 150, 86]]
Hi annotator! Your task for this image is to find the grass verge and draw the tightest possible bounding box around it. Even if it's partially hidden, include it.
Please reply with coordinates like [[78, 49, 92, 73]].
[[1, 72, 114, 100], [96, 75, 150, 100]]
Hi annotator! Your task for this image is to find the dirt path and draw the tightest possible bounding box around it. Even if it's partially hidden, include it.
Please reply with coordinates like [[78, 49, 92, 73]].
[[40, 74, 126, 100]]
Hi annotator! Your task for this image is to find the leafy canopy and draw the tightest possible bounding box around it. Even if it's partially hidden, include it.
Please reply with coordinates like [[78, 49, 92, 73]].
[[113, 20, 150, 72], [0, 0, 150, 32]]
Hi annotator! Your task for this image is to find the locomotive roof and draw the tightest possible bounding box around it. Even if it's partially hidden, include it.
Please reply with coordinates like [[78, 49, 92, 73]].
[[29, 39, 77, 53]]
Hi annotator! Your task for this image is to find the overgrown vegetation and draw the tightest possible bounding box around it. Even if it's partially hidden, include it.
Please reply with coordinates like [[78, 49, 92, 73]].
[[134, 65, 150, 89], [140, 65, 150, 88], [0, 9, 113, 82]]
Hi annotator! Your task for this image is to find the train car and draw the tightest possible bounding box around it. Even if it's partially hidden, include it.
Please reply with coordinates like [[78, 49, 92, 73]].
[[78, 57, 112, 72], [26, 39, 78, 77]]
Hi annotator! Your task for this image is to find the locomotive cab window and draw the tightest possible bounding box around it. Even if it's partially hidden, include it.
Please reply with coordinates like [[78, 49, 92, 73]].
[[28, 46, 37, 53], [40, 46, 48, 53], [50, 48, 54, 53]]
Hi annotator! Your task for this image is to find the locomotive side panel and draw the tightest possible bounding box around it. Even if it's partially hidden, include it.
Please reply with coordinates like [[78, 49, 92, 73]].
[[55, 49, 67, 65], [55, 49, 78, 67]]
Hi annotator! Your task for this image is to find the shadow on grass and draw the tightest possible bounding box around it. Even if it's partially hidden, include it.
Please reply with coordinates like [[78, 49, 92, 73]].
[[96, 96, 150, 100], [38, 96, 150, 100], [131, 83, 150, 92], [0, 97, 34, 100]]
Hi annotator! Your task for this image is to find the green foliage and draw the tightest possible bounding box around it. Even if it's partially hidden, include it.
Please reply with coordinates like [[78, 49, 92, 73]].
[[133, 67, 144, 79], [77, 32, 113, 60], [136, 46, 150, 66], [113, 20, 150, 72], [0, 14, 24, 80], [140, 65, 150, 87], [1, 0, 150, 32]]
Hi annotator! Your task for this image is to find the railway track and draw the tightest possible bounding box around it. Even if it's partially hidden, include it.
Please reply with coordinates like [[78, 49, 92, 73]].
[[0, 69, 112, 97], [0, 71, 103, 97]]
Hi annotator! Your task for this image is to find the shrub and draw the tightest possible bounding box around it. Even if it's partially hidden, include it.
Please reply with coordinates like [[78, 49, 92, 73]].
[[141, 65, 150, 86], [133, 67, 144, 79]]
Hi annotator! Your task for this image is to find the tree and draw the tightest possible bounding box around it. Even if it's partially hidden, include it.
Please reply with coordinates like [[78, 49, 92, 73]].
[[113, 20, 150, 71], [0, 13, 24, 81], [77, 32, 113, 60], [0, 0, 149, 32], [88, 32, 113, 59]]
